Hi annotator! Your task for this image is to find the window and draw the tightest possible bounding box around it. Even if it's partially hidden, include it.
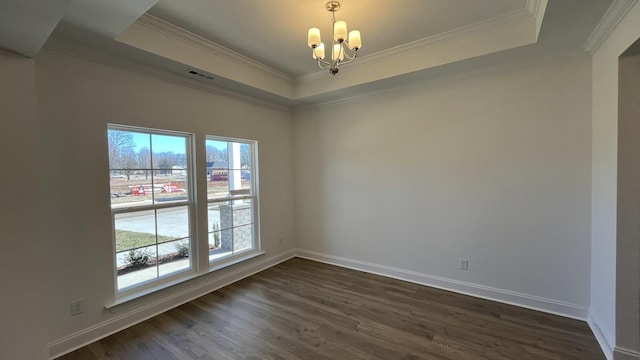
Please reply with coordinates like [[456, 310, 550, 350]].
[[108, 125, 194, 293], [206, 137, 258, 264], [107, 125, 261, 299]]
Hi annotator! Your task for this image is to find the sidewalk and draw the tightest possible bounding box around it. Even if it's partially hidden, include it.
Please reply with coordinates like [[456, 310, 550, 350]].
[[117, 248, 233, 290]]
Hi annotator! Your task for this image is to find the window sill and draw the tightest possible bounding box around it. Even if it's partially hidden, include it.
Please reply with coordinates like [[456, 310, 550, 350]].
[[105, 250, 266, 310]]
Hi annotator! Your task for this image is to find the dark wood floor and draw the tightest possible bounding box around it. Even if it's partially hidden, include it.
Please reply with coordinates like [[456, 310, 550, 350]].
[[58, 258, 605, 360]]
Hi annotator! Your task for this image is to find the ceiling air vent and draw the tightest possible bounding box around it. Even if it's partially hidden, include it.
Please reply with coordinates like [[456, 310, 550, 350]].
[[185, 68, 215, 81]]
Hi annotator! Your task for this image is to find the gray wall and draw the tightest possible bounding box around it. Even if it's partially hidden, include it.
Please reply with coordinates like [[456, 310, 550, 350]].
[[0, 49, 49, 359], [35, 50, 296, 356], [591, 2, 640, 358], [294, 51, 593, 316], [616, 53, 640, 356]]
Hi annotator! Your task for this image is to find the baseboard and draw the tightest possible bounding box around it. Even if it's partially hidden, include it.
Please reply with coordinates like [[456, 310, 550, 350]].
[[295, 249, 589, 320], [615, 347, 640, 360], [48, 249, 296, 359], [588, 312, 615, 360], [48, 248, 597, 359]]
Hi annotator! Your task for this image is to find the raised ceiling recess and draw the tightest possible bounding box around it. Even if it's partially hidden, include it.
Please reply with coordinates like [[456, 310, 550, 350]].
[[114, 0, 547, 101], [0, 0, 548, 104]]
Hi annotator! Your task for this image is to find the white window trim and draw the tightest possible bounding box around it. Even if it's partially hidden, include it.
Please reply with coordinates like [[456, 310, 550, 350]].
[[108, 124, 197, 299], [106, 126, 262, 305], [205, 135, 261, 265]]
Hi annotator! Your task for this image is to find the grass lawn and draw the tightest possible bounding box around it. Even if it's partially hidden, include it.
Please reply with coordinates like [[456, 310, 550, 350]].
[[115, 230, 176, 252]]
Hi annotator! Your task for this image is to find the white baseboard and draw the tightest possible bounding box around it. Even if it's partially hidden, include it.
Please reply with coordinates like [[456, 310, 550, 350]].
[[588, 312, 615, 360], [48, 249, 296, 359], [615, 347, 640, 360], [296, 249, 589, 320], [48, 248, 599, 359]]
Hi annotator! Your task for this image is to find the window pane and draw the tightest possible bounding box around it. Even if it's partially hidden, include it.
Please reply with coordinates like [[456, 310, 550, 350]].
[[109, 130, 153, 209], [114, 207, 193, 289], [118, 181, 153, 208], [205, 139, 255, 200], [158, 239, 190, 277], [227, 142, 242, 191], [239, 143, 252, 169], [110, 176, 135, 208], [152, 134, 187, 168], [152, 176, 189, 204], [228, 169, 244, 193], [151, 134, 189, 204], [207, 168, 228, 200], [219, 228, 233, 252], [208, 231, 232, 262], [208, 202, 223, 234], [137, 148, 152, 169], [233, 225, 253, 253], [208, 231, 222, 251], [231, 199, 253, 227], [156, 206, 189, 240], [114, 210, 157, 251], [218, 200, 252, 230], [114, 210, 158, 290], [240, 170, 252, 194], [205, 140, 228, 164], [117, 246, 158, 291], [108, 130, 150, 171]]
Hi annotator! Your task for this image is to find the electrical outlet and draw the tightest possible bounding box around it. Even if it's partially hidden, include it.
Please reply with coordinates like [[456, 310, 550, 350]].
[[459, 258, 469, 271], [71, 298, 84, 316]]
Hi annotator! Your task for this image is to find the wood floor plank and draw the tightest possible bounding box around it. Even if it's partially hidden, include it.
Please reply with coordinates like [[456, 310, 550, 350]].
[[57, 258, 606, 360]]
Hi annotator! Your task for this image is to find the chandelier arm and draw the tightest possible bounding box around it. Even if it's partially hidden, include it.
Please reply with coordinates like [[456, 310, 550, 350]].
[[343, 41, 359, 52], [316, 59, 331, 69], [339, 52, 358, 65], [341, 47, 356, 61]]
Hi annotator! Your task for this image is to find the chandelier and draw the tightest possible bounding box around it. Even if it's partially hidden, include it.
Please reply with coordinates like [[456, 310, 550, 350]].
[[307, 1, 362, 75]]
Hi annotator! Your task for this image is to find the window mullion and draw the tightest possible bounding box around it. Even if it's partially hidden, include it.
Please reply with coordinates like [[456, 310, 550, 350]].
[[112, 201, 191, 214], [154, 209, 159, 281]]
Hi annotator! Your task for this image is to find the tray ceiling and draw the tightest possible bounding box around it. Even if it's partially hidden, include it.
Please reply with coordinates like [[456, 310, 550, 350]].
[[0, 0, 616, 106], [147, 0, 528, 77]]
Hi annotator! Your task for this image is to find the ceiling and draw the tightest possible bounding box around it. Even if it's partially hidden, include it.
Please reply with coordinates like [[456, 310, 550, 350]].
[[147, 0, 528, 77], [0, 0, 615, 107]]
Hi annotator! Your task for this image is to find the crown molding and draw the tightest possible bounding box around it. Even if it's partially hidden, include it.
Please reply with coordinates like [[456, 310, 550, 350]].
[[296, 3, 543, 83], [42, 39, 292, 113], [527, 0, 543, 16], [584, 0, 639, 54], [134, 14, 293, 83]]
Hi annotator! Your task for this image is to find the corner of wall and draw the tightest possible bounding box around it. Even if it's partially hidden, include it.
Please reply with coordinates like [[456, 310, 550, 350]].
[[589, 310, 616, 360], [48, 249, 297, 359]]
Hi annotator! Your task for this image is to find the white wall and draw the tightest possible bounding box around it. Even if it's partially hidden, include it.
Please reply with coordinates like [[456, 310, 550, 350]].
[[294, 51, 593, 318], [34, 50, 296, 357], [591, 2, 640, 359], [0, 50, 49, 359], [616, 53, 640, 359], [591, 37, 620, 357]]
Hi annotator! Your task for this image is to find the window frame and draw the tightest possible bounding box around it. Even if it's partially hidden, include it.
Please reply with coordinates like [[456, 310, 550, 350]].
[[108, 124, 197, 298], [205, 135, 261, 266], [106, 125, 262, 304]]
